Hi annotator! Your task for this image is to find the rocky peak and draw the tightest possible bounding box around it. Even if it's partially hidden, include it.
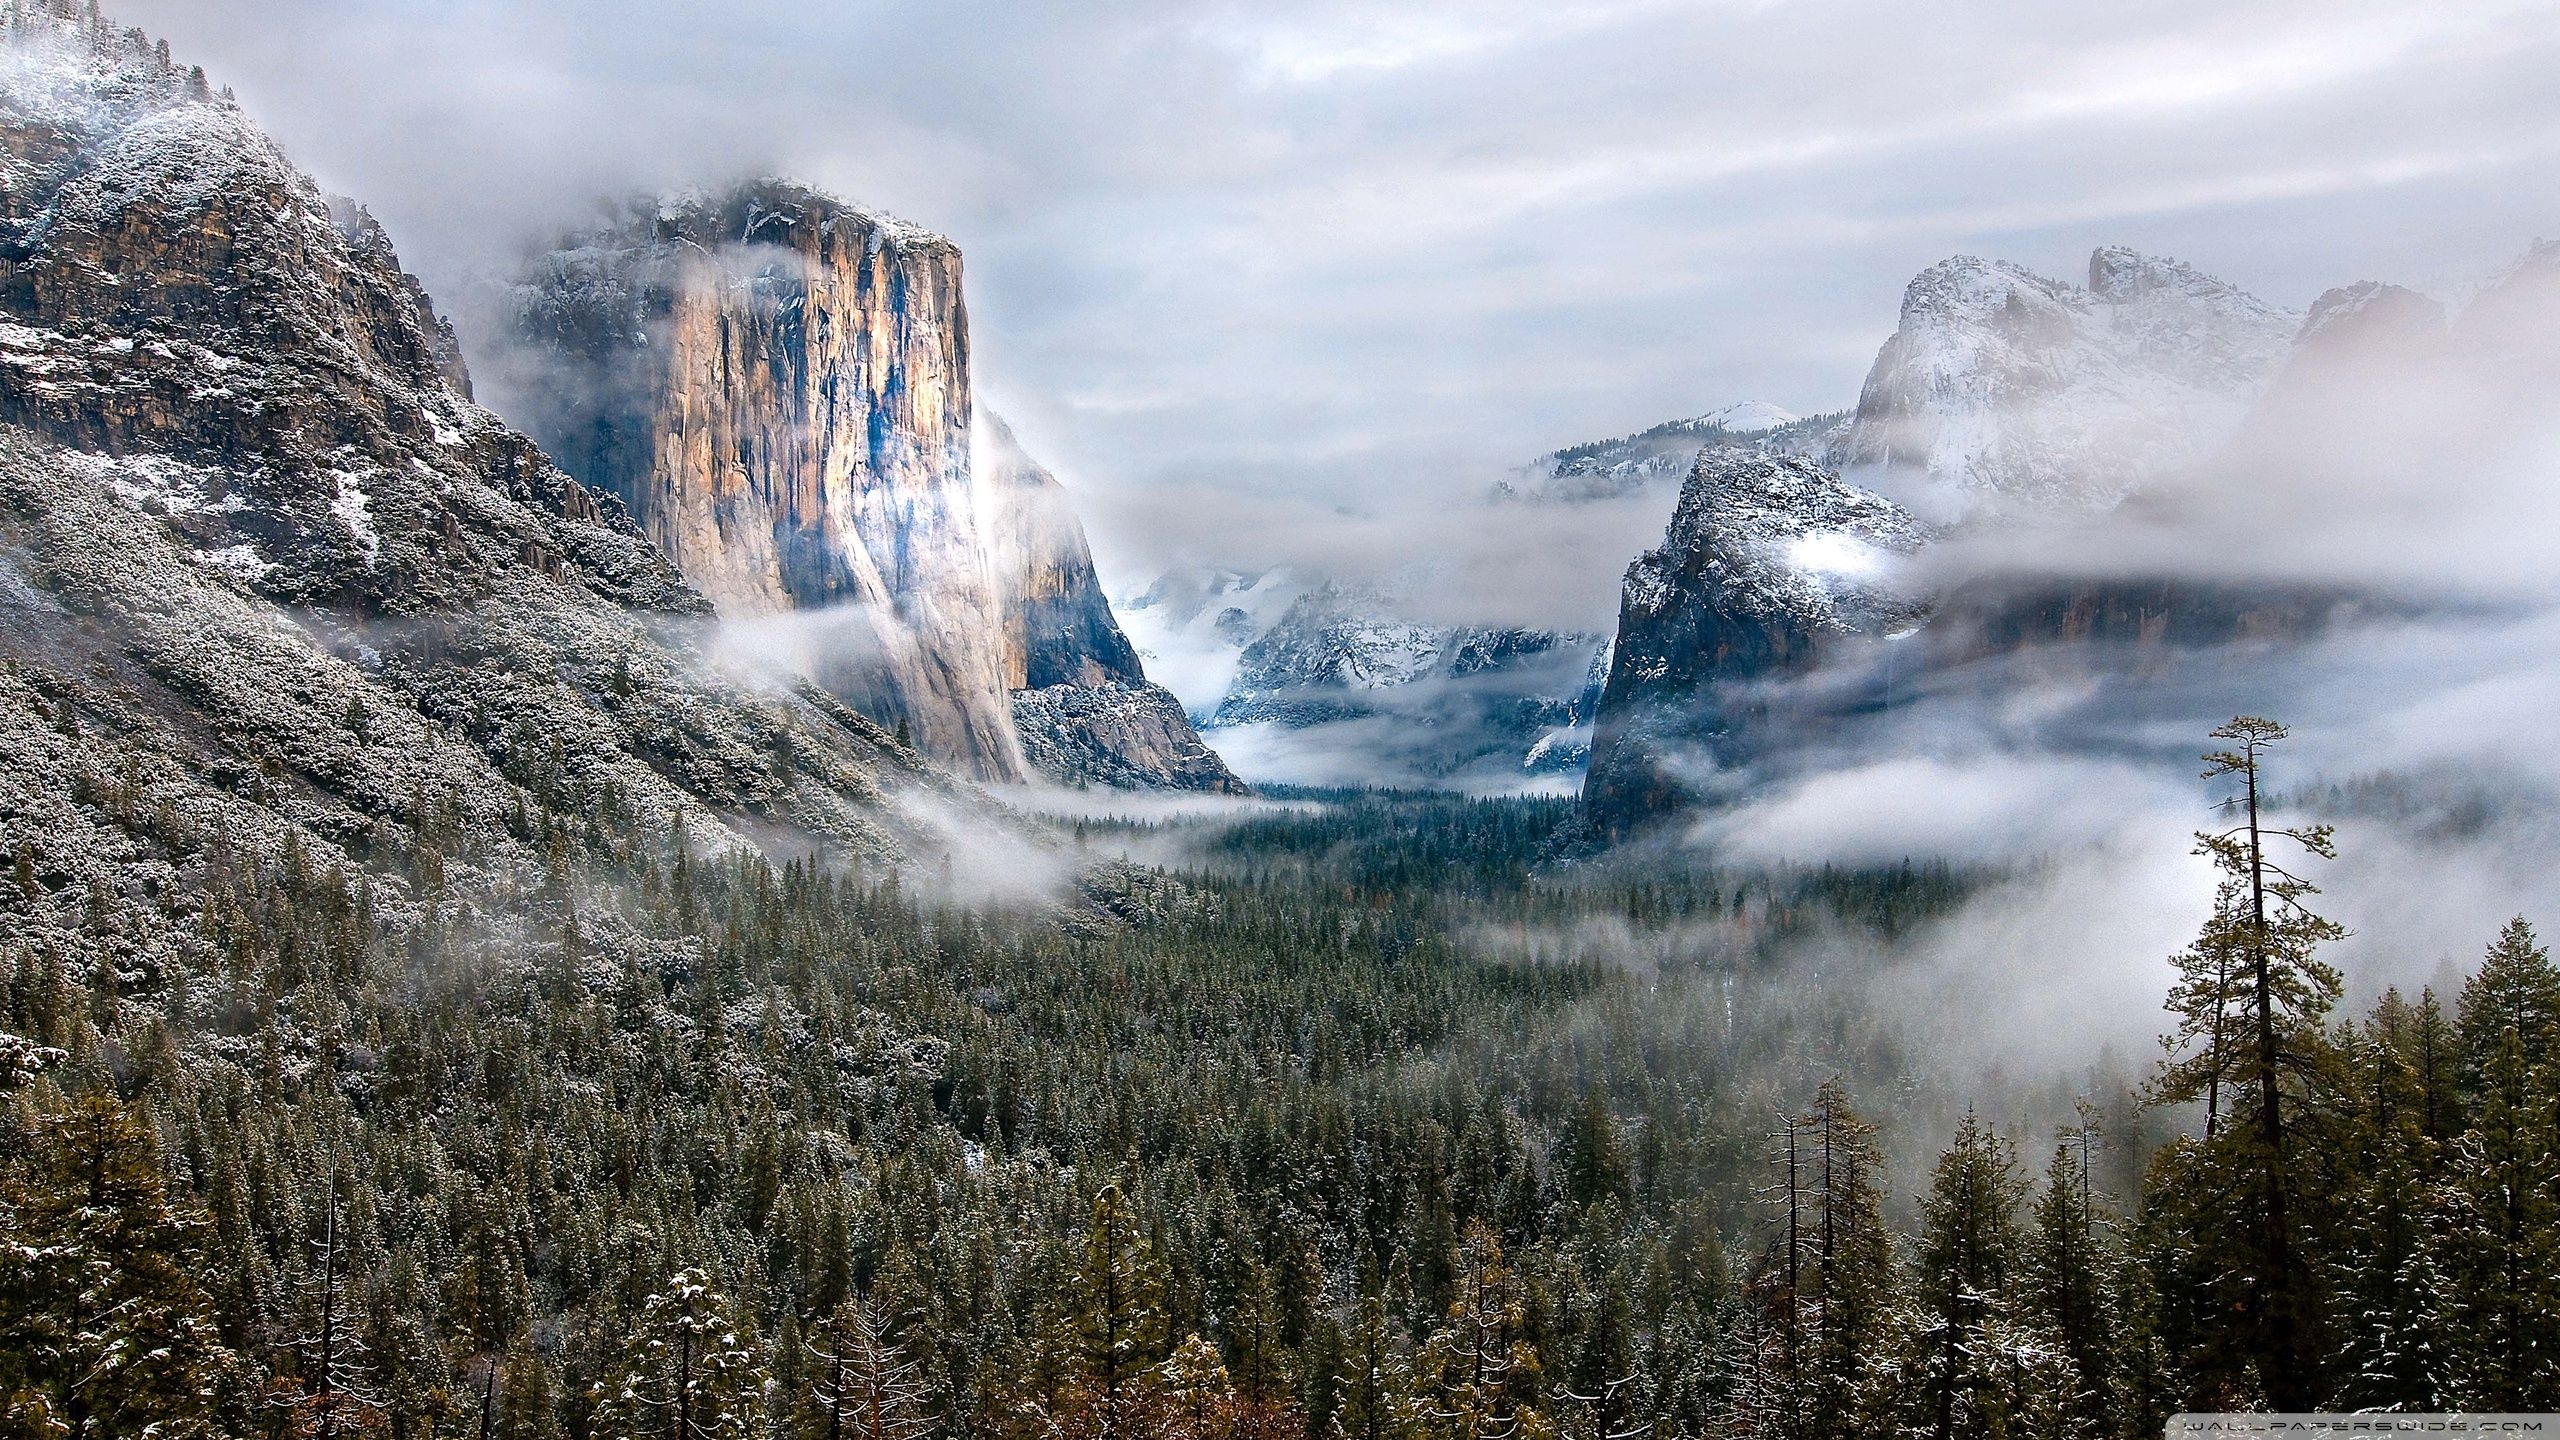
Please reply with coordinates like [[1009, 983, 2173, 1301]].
[[1582, 449, 1927, 834], [1840, 247, 2297, 519], [509, 182, 1238, 792], [2297, 281, 2446, 351], [510, 179, 1026, 780]]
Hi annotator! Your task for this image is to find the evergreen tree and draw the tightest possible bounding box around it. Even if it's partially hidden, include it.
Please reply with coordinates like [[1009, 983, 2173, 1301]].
[[2434, 919, 2560, 1408], [2148, 717, 2344, 1407], [0, 1090, 239, 1440], [2325, 995, 2453, 1410], [1804, 1082, 1892, 1437], [1899, 1111, 2028, 1440], [496, 1344, 566, 1440], [1067, 1183, 1170, 1440], [2023, 1119, 2119, 1436], [591, 1269, 768, 1440], [1332, 1276, 1416, 1440], [1412, 1222, 1542, 1440], [1158, 1333, 1240, 1440]]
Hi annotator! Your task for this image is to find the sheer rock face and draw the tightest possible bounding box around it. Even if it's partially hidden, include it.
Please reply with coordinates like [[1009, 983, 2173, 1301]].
[[510, 185, 1028, 781], [1838, 247, 2297, 519], [0, 2, 975, 967], [976, 413, 1243, 793], [976, 413, 1147, 692], [1583, 450, 1928, 836]]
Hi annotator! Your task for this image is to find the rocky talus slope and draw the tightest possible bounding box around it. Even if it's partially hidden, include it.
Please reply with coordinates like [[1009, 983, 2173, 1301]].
[[0, 5, 983, 988]]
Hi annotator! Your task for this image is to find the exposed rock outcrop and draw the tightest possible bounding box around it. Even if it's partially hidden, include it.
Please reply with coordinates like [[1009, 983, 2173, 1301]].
[[0, 4, 978, 986], [508, 185, 1237, 792], [976, 413, 1244, 793], [1837, 248, 2296, 519], [508, 184, 1027, 779], [1583, 450, 1928, 835]]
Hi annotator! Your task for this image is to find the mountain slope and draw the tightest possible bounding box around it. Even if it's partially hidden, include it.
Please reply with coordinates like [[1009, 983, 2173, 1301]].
[[0, 5, 980, 985], [1583, 449, 1928, 834], [1838, 247, 2296, 518]]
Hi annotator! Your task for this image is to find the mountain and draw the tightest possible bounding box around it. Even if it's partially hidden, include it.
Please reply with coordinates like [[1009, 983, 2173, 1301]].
[[0, 3, 1002, 985], [1511, 403, 1849, 504], [505, 183, 1236, 792], [1580, 241, 2560, 837], [1205, 582, 1606, 781], [1837, 247, 2297, 519], [976, 414, 1244, 793], [1115, 566, 1318, 717], [1583, 451, 1929, 834], [1122, 400, 1840, 788]]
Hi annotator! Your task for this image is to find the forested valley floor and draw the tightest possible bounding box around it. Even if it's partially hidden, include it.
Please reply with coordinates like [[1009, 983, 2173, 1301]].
[[4, 751, 2555, 1439]]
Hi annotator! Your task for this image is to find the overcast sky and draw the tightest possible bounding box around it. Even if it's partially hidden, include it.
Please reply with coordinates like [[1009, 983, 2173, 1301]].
[[116, 0, 2560, 584]]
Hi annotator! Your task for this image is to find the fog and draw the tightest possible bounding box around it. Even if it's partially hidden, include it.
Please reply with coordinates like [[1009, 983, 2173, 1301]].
[[109, 0, 2560, 602]]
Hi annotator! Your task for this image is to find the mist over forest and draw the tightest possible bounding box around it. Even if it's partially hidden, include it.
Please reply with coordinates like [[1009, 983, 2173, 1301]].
[[3, 2, 2558, 1437]]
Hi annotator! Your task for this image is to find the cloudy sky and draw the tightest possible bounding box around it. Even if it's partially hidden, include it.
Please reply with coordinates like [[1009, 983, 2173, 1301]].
[[117, 0, 2560, 586]]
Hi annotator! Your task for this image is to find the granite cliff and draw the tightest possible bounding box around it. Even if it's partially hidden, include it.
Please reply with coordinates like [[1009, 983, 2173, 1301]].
[[0, 4, 990, 991], [977, 414, 1243, 792], [508, 186, 1236, 792]]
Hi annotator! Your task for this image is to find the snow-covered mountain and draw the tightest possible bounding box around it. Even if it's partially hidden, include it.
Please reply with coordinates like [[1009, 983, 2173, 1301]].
[[1837, 247, 2297, 520], [0, 0, 997, 966], [1583, 451, 1930, 832], [505, 183, 1237, 792], [1579, 240, 2560, 836], [1116, 397, 1848, 787], [1510, 403, 1849, 504], [1114, 566, 1320, 718], [1579, 248, 2294, 833]]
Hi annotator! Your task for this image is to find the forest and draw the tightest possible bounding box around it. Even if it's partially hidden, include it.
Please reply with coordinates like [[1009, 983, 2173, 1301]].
[[2, 718, 2553, 1439]]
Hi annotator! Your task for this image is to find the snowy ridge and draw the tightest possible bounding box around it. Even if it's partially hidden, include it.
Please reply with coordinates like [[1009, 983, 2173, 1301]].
[[1838, 247, 2297, 519], [1628, 448, 1930, 640], [1513, 403, 1850, 504]]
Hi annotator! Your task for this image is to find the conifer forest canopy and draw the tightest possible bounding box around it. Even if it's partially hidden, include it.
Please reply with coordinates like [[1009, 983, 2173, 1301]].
[[5, 2, 2560, 1438]]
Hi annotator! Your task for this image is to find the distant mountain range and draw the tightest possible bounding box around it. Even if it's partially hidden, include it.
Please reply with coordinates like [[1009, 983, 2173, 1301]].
[[1583, 241, 2559, 835]]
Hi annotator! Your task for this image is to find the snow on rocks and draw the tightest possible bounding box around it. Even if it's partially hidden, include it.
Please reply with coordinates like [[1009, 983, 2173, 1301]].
[[1838, 248, 2298, 520]]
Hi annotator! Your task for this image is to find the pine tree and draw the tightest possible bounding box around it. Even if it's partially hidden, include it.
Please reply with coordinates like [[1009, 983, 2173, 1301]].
[[801, 1294, 928, 1440], [496, 1343, 566, 1440], [1068, 1183, 1169, 1440], [2325, 994, 2452, 1410], [1412, 1222, 1540, 1440], [1158, 1333, 1240, 1440], [1332, 1275, 1415, 1440], [2023, 1114, 2119, 1436], [2148, 717, 2344, 1408], [591, 1269, 769, 1440], [1805, 1081, 1892, 1437], [0, 1089, 240, 1440], [1900, 1111, 2028, 1440], [2433, 919, 2560, 1408]]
